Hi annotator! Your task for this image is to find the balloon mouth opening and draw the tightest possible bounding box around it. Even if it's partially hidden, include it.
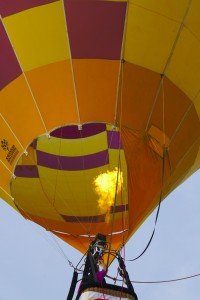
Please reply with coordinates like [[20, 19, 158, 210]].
[[11, 122, 127, 231], [49, 122, 121, 141]]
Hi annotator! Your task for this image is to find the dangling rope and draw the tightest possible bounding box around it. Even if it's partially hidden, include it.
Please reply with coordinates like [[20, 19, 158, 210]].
[[127, 148, 167, 262], [106, 271, 200, 284]]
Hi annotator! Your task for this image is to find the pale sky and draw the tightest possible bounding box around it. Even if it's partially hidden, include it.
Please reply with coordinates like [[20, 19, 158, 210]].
[[0, 171, 200, 300]]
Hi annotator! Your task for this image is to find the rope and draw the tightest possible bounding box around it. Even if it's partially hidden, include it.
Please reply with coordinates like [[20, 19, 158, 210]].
[[61, 0, 81, 124], [127, 148, 167, 262], [0, 186, 14, 200], [13, 199, 76, 269], [119, 62, 129, 247], [145, 0, 192, 132], [145, 75, 164, 132], [114, 1, 129, 122], [127, 68, 168, 262], [162, 0, 192, 76], [76, 251, 87, 269], [120, 244, 126, 299], [107, 1, 130, 262], [49, 231, 76, 269], [168, 89, 200, 148], [0, 159, 14, 175], [106, 1, 129, 258], [0, 113, 24, 151], [106, 152, 122, 269], [106, 271, 200, 284]]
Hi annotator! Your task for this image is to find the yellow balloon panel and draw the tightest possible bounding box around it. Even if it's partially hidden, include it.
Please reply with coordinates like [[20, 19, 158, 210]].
[[131, 0, 188, 22], [166, 27, 200, 100], [36, 132, 108, 157], [182, 145, 200, 184], [11, 177, 64, 222], [124, 3, 180, 73], [185, 0, 200, 41], [3, 1, 70, 71]]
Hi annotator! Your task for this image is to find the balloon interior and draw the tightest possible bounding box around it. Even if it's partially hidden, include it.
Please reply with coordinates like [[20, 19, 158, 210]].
[[0, 1, 200, 299]]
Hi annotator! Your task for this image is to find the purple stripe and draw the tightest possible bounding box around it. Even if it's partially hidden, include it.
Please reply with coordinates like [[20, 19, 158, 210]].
[[51, 123, 106, 139], [0, 21, 22, 90], [0, 0, 59, 17], [65, 0, 127, 59], [37, 149, 109, 170], [62, 215, 104, 223], [61, 204, 128, 223], [110, 204, 128, 213], [107, 131, 123, 149], [30, 139, 37, 149], [14, 165, 39, 178]]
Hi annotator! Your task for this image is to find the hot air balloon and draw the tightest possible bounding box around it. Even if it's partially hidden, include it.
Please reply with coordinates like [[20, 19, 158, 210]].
[[0, 0, 200, 299]]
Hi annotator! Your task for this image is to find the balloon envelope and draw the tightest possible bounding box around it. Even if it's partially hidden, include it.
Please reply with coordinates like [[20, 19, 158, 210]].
[[0, 0, 200, 253]]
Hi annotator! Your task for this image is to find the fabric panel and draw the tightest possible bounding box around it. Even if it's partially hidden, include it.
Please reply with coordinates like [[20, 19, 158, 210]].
[[131, 0, 188, 22], [3, 1, 70, 71], [72, 59, 119, 124], [51, 123, 106, 139], [166, 27, 200, 100], [185, 0, 200, 41], [26, 60, 78, 130], [65, 0, 126, 59], [0, 0, 59, 17], [37, 131, 108, 157], [36, 149, 109, 170], [124, 3, 180, 73], [0, 21, 22, 90], [0, 75, 46, 147]]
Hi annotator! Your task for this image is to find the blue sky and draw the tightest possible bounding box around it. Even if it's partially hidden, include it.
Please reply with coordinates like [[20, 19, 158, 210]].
[[0, 171, 200, 300]]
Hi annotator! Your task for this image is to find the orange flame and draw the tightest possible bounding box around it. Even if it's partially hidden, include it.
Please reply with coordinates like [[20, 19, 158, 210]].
[[94, 168, 123, 223]]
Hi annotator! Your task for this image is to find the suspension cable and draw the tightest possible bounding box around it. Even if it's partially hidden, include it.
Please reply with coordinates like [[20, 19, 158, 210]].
[[14, 200, 76, 270], [106, 271, 200, 284]]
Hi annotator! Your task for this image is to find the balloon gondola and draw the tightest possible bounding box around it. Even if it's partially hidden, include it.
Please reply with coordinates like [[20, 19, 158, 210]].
[[0, 1, 200, 299]]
